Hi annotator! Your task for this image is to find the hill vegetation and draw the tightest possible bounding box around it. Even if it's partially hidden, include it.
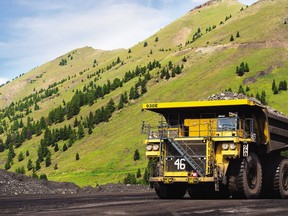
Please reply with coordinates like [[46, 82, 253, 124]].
[[0, 0, 287, 186]]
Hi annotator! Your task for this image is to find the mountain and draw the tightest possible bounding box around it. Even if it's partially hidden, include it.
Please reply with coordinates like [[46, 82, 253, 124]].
[[0, 0, 287, 187]]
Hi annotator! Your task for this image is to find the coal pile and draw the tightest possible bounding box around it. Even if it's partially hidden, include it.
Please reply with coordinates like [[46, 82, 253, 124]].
[[206, 91, 285, 116], [0, 169, 150, 196], [0, 169, 82, 195], [207, 91, 261, 104]]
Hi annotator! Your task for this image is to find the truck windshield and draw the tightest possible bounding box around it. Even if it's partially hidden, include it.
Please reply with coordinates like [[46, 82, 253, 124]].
[[217, 117, 237, 130]]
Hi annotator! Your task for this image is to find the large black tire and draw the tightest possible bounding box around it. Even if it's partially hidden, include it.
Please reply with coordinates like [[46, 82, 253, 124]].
[[262, 157, 288, 199], [274, 158, 288, 198], [154, 183, 186, 199], [228, 153, 262, 199]]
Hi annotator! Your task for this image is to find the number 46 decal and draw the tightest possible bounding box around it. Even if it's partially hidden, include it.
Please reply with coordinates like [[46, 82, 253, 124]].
[[174, 158, 186, 170]]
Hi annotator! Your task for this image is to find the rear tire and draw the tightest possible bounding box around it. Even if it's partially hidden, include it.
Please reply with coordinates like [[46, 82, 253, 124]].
[[228, 153, 262, 199], [154, 183, 186, 199], [275, 158, 288, 198], [262, 157, 288, 198]]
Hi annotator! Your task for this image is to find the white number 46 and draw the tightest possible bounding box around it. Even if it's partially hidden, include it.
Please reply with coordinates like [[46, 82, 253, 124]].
[[174, 158, 186, 170]]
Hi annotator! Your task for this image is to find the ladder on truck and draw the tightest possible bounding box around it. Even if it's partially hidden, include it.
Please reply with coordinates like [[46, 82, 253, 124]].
[[166, 138, 205, 177]]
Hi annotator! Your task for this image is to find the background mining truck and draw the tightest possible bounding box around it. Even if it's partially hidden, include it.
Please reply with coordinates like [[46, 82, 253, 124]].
[[142, 99, 288, 199]]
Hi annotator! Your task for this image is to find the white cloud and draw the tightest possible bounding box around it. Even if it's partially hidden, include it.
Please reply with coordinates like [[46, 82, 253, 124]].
[[0, 0, 174, 79], [0, 0, 259, 80], [0, 77, 9, 85]]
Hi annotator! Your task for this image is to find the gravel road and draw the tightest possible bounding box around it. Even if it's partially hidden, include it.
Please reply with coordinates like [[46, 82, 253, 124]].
[[1, 192, 288, 216]]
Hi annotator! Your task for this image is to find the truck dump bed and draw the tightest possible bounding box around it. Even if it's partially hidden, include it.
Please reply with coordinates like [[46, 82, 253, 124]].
[[266, 109, 288, 152]]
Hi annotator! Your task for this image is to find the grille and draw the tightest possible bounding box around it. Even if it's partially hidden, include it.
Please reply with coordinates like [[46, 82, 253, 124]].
[[165, 140, 206, 173]]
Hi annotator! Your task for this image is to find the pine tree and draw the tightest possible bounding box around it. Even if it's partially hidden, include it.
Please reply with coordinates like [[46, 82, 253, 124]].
[[141, 81, 147, 95], [5, 161, 11, 170], [165, 71, 170, 80], [88, 125, 93, 135], [35, 159, 41, 171], [260, 90, 267, 105], [236, 31, 240, 38], [0, 139, 4, 152], [27, 159, 33, 171], [238, 85, 245, 94], [134, 149, 140, 161], [8, 144, 15, 160], [63, 143, 68, 152], [168, 61, 173, 69], [273, 85, 278, 94], [143, 168, 149, 184], [244, 63, 250, 72], [54, 143, 59, 152], [171, 68, 176, 77], [45, 151, 51, 167], [76, 153, 80, 161], [129, 87, 136, 100], [124, 173, 137, 184], [77, 123, 85, 139], [117, 95, 125, 110], [272, 79, 276, 90], [32, 168, 38, 179], [136, 168, 141, 178], [18, 151, 24, 162], [279, 80, 287, 91], [160, 68, 166, 79]]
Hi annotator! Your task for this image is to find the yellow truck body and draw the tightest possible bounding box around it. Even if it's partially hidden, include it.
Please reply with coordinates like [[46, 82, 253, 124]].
[[142, 99, 288, 199]]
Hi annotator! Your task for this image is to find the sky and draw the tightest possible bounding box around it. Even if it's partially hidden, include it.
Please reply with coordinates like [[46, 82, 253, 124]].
[[0, 0, 258, 84]]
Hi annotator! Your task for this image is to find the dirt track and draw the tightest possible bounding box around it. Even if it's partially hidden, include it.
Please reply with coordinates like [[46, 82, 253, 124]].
[[1, 192, 288, 216]]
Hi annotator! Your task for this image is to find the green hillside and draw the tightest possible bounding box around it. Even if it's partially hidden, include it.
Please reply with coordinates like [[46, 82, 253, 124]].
[[0, 0, 287, 187]]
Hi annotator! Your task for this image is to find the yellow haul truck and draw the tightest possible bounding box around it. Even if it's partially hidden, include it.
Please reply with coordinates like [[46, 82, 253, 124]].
[[142, 99, 288, 199]]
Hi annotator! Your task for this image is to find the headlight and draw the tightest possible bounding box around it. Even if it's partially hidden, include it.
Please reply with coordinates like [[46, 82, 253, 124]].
[[153, 144, 159, 151], [229, 143, 236, 150], [222, 143, 229, 150], [146, 145, 152, 151]]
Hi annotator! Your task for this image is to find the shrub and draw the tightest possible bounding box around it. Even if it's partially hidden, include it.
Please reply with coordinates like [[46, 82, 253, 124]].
[[39, 174, 48, 180], [15, 166, 25, 174], [124, 173, 137, 184]]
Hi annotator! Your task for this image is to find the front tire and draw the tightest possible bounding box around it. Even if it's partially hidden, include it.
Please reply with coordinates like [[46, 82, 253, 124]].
[[228, 153, 262, 199]]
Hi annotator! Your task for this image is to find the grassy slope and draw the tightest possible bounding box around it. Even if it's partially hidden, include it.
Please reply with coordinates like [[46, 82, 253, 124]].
[[0, 0, 287, 186]]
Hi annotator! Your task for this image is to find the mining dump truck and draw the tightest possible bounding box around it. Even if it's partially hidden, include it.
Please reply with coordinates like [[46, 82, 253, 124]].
[[142, 99, 288, 199]]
